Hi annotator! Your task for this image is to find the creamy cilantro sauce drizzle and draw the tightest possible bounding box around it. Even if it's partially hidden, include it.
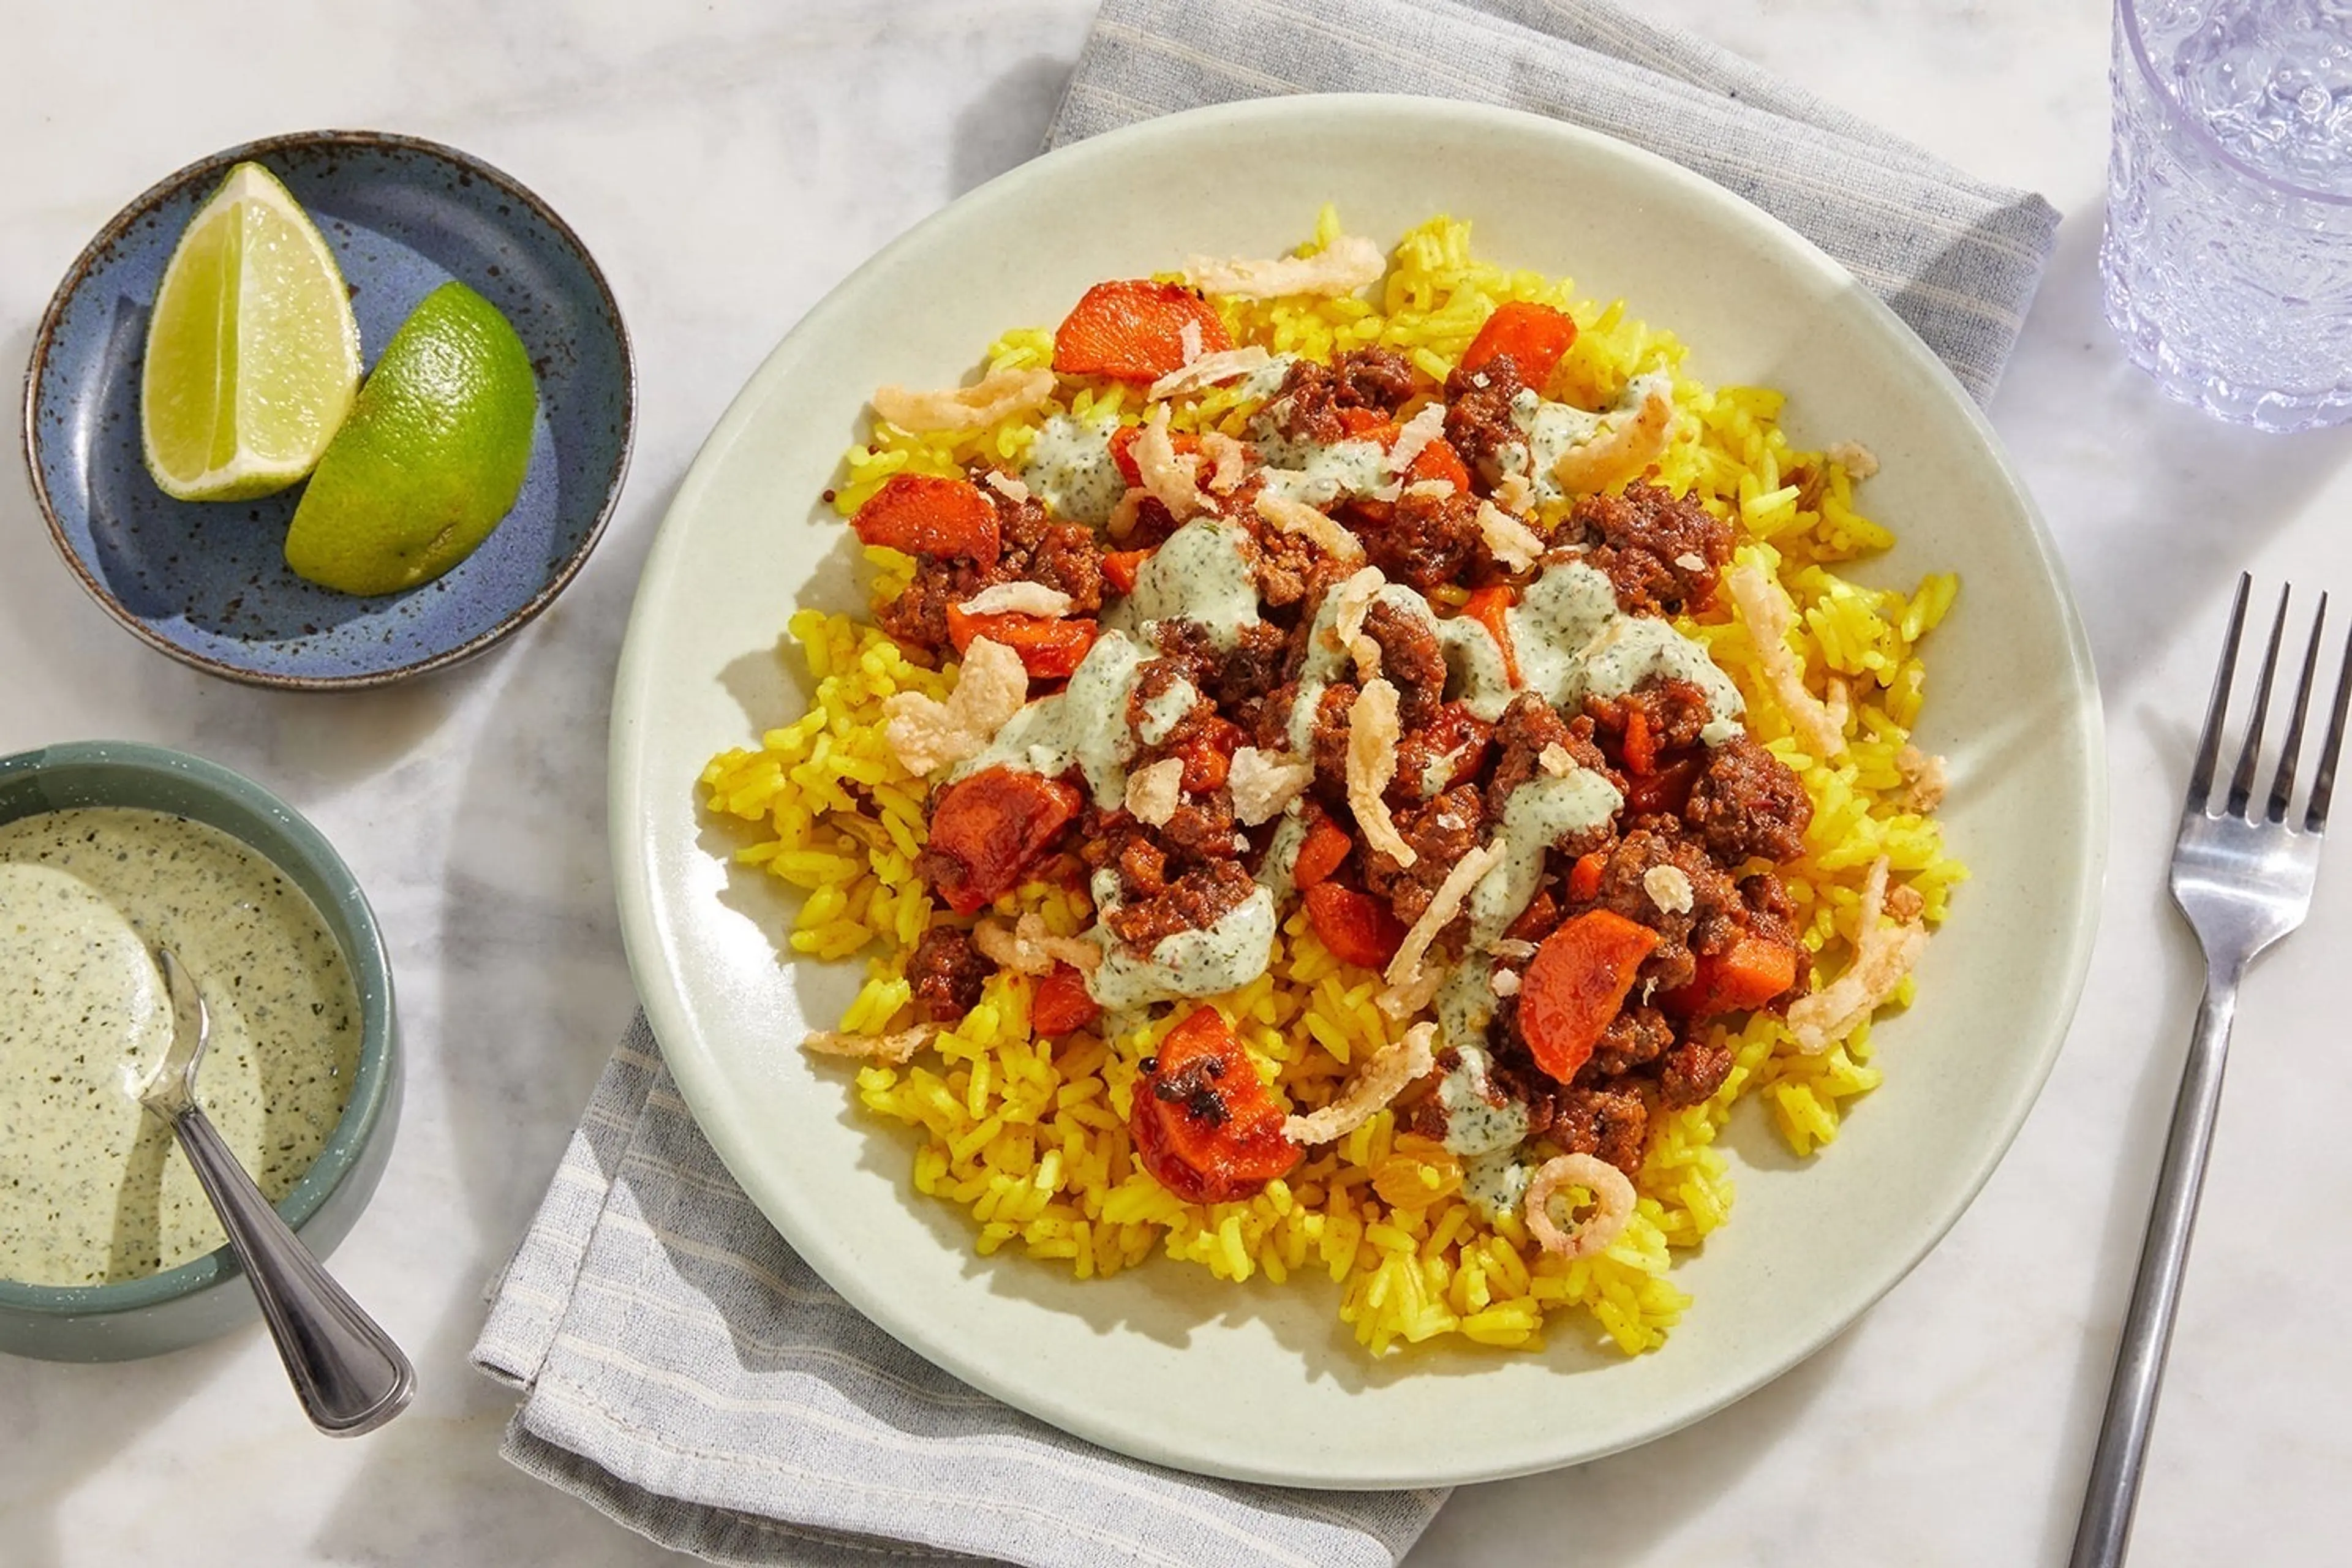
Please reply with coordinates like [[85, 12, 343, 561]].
[[0, 809, 360, 1286], [1498, 370, 1673, 507], [1104, 518, 1264, 652], [1019, 412, 1124, 526], [1506, 558, 1744, 731], [1087, 872, 1277, 1011]]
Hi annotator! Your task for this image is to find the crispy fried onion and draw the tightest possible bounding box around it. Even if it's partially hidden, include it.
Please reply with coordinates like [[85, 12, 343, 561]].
[[1329, 565, 1386, 649], [1387, 401, 1449, 477], [1828, 439, 1880, 480], [1477, 500, 1547, 573], [1254, 488, 1366, 565], [973, 910, 1100, 976], [872, 366, 1055, 434], [1537, 742, 1575, 778], [1123, 755, 1185, 826], [1785, 857, 1929, 1055], [1283, 1022, 1436, 1145], [1186, 233, 1385, 300], [1199, 430, 1249, 495], [985, 470, 1032, 503], [1148, 345, 1275, 401], [1643, 864, 1694, 916], [1404, 478, 1457, 499], [1385, 839, 1506, 989], [1178, 318, 1203, 366], [1493, 470, 1536, 516], [1490, 967, 1523, 998], [1106, 486, 1148, 542], [1897, 744, 1948, 812], [1228, 745, 1311, 825], [1726, 561, 1849, 761], [1525, 1153, 1637, 1260], [1375, 962, 1446, 1021], [1551, 376, 1675, 496], [956, 581, 1073, 618], [804, 1025, 934, 1065], [1348, 678, 1412, 867], [1136, 402, 1210, 521], [881, 637, 1027, 776]]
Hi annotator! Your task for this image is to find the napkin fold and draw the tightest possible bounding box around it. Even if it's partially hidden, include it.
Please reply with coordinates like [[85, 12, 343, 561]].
[[473, 4, 2060, 1563]]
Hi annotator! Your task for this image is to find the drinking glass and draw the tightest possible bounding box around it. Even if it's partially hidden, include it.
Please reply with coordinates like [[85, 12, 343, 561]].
[[2101, 0, 2352, 432]]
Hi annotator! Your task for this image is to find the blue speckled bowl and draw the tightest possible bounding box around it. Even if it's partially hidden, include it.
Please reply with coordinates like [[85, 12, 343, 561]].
[[0, 741, 399, 1362], [21, 130, 634, 689]]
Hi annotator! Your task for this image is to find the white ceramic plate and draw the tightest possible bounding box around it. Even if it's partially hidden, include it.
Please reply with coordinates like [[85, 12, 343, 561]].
[[611, 95, 2103, 1490]]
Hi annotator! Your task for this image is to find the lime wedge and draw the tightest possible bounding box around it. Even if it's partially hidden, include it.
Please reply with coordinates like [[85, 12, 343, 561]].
[[283, 281, 537, 597], [140, 162, 361, 502]]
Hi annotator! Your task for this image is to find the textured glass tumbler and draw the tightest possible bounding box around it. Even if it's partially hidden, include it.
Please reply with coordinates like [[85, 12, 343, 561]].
[[2101, 0, 2352, 432]]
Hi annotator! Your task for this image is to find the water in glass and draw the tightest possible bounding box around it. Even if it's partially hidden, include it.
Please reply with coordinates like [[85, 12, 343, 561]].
[[2103, 0, 2352, 432]]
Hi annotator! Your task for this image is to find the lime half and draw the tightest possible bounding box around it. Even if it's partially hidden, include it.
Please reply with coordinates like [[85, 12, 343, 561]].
[[140, 162, 361, 502], [283, 281, 537, 597]]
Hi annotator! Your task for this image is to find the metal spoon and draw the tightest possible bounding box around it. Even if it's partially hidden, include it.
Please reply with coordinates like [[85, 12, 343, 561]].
[[140, 946, 414, 1435]]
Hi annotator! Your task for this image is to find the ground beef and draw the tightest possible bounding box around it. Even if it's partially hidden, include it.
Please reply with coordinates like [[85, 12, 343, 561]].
[[874, 487, 1107, 659], [1300, 680, 1359, 799], [1213, 620, 1292, 733], [1117, 494, 1185, 551], [1392, 703, 1494, 803], [1658, 1036, 1734, 1109], [1102, 859, 1258, 950], [1333, 347, 1417, 413], [1563, 484, 1732, 616], [1552, 1084, 1651, 1177], [1684, 734, 1813, 864], [1484, 693, 1615, 827], [1442, 353, 1530, 480], [1586, 1004, 1674, 1077], [907, 925, 992, 1023], [1263, 359, 1348, 447], [1585, 826, 1743, 993], [1360, 598, 1447, 728], [1243, 513, 1348, 609], [1584, 677, 1716, 758], [1363, 783, 1487, 929], [1362, 485, 1489, 592], [873, 556, 986, 657]]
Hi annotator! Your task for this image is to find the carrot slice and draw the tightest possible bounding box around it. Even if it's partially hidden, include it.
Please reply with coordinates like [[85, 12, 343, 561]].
[[1517, 909, 1660, 1083], [1338, 407, 1393, 439], [1291, 811, 1353, 891], [1567, 850, 1607, 903], [921, 767, 1084, 915], [1660, 935, 1801, 1019], [1030, 964, 1102, 1035], [1304, 883, 1406, 970], [943, 607, 1098, 679], [1461, 301, 1578, 385], [1054, 281, 1231, 382], [1129, 1007, 1300, 1203], [1109, 423, 1204, 486], [1406, 434, 1472, 492], [1459, 586, 1520, 686], [850, 473, 1001, 566], [1623, 707, 1657, 776], [1101, 548, 1152, 596]]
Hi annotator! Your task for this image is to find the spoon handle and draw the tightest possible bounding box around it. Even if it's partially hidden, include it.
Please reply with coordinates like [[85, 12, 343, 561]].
[[171, 1105, 415, 1435]]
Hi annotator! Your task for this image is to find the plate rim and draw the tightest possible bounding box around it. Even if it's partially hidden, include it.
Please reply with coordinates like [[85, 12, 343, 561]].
[[18, 126, 639, 692], [609, 91, 2108, 1488]]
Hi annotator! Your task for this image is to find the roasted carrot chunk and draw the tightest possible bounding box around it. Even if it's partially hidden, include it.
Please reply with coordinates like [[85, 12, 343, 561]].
[[1030, 963, 1102, 1035], [1304, 882, 1406, 970], [1567, 850, 1607, 903], [849, 473, 1001, 566], [1405, 434, 1472, 492], [1623, 707, 1658, 777], [1053, 281, 1231, 383], [943, 606, 1098, 679], [1291, 810, 1354, 891], [1517, 909, 1661, 1083], [921, 767, 1084, 915], [1101, 548, 1153, 596], [1129, 1006, 1300, 1204], [1459, 586, 1520, 686], [1461, 301, 1578, 385], [1660, 935, 1801, 1019]]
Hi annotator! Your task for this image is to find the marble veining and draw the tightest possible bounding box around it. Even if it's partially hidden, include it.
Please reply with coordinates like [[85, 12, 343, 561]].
[[2, 1, 2349, 1565]]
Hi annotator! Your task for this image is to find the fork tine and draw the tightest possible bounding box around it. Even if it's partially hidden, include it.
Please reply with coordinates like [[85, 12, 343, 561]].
[[2307, 615, 2352, 834], [2225, 584, 2291, 818], [2188, 574, 2251, 813], [2267, 594, 2328, 823]]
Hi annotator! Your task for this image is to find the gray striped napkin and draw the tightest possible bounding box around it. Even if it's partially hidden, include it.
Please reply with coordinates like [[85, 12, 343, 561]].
[[473, 4, 2059, 1563]]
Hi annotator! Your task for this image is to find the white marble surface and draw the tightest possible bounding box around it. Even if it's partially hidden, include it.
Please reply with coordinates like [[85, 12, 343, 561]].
[[2, 1, 2347, 1562]]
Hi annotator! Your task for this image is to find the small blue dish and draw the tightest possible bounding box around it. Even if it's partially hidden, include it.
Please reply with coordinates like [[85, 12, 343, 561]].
[[21, 130, 635, 689]]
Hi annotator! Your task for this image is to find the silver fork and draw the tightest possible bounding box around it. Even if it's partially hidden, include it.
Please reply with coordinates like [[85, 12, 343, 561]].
[[2070, 574, 2351, 1567]]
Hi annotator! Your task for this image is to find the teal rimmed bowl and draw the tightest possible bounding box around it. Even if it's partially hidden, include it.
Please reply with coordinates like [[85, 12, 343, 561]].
[[0, 741, 399, 1361]]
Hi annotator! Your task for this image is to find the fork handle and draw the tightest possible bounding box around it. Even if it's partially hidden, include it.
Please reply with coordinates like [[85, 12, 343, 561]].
[[2069, 974, 2239, 1568]]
